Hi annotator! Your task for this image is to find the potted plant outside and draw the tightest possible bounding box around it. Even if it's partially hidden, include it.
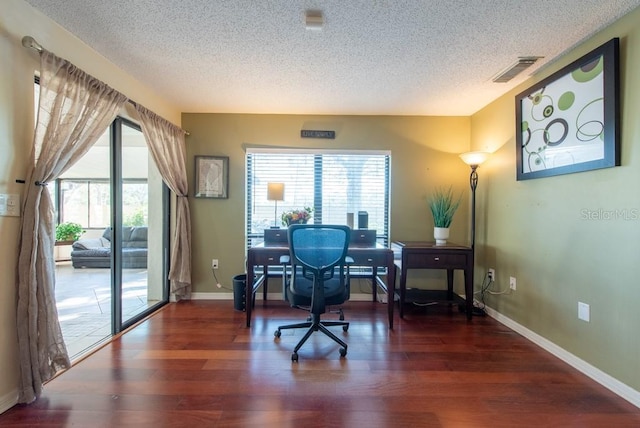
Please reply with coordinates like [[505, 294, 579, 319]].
[[428, 187, 461, 245], [55, 222, 85, 242]]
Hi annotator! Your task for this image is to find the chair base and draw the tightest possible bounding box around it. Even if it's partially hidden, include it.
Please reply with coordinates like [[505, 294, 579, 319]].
[[275, 313, 349, 361]]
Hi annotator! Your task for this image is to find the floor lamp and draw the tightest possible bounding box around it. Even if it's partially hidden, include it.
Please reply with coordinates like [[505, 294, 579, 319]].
[[459, 152, 489, 250], [267, 182, 285, 228]]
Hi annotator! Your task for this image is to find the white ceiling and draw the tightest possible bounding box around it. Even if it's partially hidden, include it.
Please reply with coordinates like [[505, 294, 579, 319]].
[[24, 0, 640, 116]]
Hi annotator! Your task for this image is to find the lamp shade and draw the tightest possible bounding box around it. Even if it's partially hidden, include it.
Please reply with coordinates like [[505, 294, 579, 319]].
[[267, 182, 285, 201], [459, 151, 490, 167]]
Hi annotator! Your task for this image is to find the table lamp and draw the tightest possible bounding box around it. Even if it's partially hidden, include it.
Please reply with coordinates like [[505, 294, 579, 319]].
[[459, 151, 489, 249], [267, 182, 285, 228]]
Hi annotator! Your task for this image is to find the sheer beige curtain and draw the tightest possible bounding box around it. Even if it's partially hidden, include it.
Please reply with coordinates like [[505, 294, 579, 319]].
[[135, 105, 192, 299], [16, 50, 127, 403]]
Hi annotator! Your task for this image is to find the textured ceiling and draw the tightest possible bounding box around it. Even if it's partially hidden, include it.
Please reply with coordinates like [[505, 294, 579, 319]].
[[24, 0, 640, 116]]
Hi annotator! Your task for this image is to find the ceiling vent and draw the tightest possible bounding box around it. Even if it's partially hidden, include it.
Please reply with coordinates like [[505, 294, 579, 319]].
[[492, 57, 543, 83]]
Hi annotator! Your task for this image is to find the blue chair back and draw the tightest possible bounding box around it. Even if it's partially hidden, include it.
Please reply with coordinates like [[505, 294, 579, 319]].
[[289, 225, 350, 273], [287, 224, 351, 314]]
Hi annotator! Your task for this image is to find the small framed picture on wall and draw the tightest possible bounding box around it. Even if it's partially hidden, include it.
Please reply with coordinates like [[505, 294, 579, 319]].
[[194, 155, 229, 199]]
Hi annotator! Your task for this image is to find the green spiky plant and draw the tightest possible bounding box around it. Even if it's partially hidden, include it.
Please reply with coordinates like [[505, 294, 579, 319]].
[[428, 186, 462, 228]]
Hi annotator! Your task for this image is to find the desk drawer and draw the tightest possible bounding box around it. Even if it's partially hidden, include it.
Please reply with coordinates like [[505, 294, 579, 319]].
[[348, 252, 388, 266], [405, 253, 467, 268], [250, 251, 289, 266]]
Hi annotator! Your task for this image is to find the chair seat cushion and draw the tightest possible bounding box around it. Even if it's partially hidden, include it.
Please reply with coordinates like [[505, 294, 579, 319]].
[[288, 277, 349, 307]]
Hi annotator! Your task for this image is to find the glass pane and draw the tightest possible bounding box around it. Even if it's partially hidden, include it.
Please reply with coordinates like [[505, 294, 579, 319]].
[[55, 128, 113, 360], [120, 121, 164, 325], [60, 181, 89, 226], [88, 181, 110, 228], [122, 182, 148, 226]]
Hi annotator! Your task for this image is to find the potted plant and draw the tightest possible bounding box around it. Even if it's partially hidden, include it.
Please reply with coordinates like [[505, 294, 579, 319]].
[[281, 207, 313, 226], [428, 187, 461, 245], [55, 222, 85, 242]]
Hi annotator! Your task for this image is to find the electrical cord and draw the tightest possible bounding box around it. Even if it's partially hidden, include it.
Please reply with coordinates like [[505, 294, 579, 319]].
[[474, 270, 513, 313], [211, 267, 231, 290]]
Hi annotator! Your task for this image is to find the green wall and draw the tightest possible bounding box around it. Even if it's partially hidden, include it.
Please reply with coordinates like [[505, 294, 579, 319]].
[[471, 8, 640, 392], [182, 114, 472, 295]]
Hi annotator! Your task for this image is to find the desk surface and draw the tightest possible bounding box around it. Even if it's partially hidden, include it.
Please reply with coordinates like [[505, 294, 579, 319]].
[[259, 242, 387, 250], [246, 242, 396, 329]]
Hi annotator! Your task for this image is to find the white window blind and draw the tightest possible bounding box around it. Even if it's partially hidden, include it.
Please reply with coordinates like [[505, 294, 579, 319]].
[[246, 149, 391, 249]]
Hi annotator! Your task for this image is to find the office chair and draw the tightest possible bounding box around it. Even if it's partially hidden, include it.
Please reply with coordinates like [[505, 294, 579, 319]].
[[274, 224, 351, 361]]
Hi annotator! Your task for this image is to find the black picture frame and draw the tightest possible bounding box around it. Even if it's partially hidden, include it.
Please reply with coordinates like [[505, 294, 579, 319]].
[[194, 155, 229, 199], [515, 38, 620, 181]]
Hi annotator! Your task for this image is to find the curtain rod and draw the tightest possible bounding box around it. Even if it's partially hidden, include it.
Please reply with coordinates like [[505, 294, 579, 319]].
[[21, 35, 189, 136]]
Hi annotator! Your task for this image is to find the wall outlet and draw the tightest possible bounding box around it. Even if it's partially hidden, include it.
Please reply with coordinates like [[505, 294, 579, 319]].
[[509, 276, 517, 290], [212, 259, 219, 269], [488, 268, 495, 282], [578, 302, 590, 322]]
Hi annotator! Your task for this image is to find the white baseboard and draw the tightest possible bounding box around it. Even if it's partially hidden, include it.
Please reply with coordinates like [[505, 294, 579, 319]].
[[0, 389, 18, 415], [484, 305, 640, 409]]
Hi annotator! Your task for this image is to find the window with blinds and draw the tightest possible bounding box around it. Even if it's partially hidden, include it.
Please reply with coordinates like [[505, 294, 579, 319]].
[[246, 149, 391, 249]]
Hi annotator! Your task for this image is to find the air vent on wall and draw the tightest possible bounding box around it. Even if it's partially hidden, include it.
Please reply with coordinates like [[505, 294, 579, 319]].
[[492, 56, 543, 83]]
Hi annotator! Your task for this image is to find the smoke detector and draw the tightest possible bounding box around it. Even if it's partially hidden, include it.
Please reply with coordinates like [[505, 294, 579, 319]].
[[305, 10, 323, 30]]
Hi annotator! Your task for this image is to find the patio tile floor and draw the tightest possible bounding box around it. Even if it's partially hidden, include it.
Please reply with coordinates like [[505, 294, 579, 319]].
[[54, 262, 156, 359]]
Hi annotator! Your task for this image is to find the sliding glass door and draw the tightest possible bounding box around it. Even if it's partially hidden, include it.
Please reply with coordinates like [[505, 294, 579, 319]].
[[54, 117, 169, 358], [114, 118, 169, 331]]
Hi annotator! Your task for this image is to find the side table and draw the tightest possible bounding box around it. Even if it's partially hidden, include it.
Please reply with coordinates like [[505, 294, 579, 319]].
[[391, 241, 474, 320]]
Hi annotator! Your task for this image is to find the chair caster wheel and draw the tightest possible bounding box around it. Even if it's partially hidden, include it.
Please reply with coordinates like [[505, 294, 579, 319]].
[[291, 353, 298, 362], [343, 325, 349, 332], [339, 347, 347, 357], [274, 329, 281, 338]]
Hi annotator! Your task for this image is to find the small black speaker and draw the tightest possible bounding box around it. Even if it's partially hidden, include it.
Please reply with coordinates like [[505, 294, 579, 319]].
[[358, 211, 368, 229]]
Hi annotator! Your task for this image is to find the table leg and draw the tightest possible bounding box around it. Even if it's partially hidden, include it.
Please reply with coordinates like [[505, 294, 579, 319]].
[[387, 262, 395, 329], [399, 264, 407, 319], [246, 261, 254, 327], [263, 266, 268, 301], [446, 269, 454, 301], [372, 266, 378, 303], [464, 267, 473, 320]]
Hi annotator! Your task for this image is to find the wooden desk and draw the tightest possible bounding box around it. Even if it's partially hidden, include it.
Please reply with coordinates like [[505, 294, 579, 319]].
[[246, 243, 396, 329], [392, 241, 473, 320]]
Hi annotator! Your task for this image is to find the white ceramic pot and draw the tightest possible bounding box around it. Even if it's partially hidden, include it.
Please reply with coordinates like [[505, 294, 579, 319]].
[[434, 227, 450, 245]]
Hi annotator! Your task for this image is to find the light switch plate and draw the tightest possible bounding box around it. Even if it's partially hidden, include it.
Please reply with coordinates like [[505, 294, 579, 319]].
[[578, 302, 590, 322], [0, 193, 21, 217]]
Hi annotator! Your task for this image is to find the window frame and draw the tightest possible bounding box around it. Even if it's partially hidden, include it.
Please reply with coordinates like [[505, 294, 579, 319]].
[[246, 148, 391, 250], [56, 177, 149, 229]]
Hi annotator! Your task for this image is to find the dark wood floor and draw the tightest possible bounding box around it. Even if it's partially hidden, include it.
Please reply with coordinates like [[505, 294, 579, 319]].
[[2, 300, 639, 427]]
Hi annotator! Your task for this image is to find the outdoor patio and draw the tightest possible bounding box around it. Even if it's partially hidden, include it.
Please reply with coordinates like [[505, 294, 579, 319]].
[[54, 262, 156, 359]]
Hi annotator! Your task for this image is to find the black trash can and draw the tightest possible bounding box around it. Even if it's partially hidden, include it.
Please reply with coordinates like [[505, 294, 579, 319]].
[[232, 274, 246, 311]]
